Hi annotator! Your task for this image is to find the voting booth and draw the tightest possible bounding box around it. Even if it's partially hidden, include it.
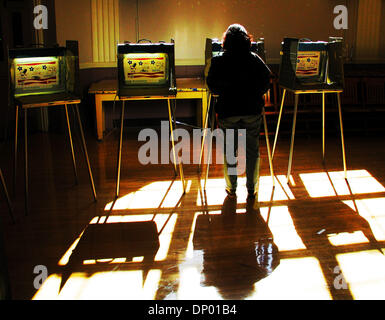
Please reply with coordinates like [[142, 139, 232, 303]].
[[273, 37, 347, 182], [9, 41, 96, 215], [278, 37, 344, 91], [115, 40, 185, 199], [117, 41, 177, 98], [9, 41, 80, 99], [204, 37, 266, 70]]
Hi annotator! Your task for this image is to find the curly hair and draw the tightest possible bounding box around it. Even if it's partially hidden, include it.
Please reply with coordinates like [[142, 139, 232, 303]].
[[222, 24, 253, 53]]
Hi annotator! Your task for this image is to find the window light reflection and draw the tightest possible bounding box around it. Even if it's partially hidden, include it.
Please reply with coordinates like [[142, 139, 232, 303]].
[[260, 206, 306, 252], [58, 231, 85, 266], [197, 175, 295, 206], [104, 180, 189, 210], [327, 231, 369, 246], [343, 198, 385, 241], [331, 170, 385, 195], [300, 170, 385, 198], [58, 214, 178, 266], [33, 270, 162, 300], [246, 257, 332, 300], [336, 250, 385, 299], [43, 169, 385, 300], [177, 264, 223, 300], [184, 212, 201, 260]]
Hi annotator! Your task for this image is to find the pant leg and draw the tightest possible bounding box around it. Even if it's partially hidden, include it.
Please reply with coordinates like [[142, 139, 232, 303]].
[[241, 115, 262, 194], [218, 116, 241, 193]]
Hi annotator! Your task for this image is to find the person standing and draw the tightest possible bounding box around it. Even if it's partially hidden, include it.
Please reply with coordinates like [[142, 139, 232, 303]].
[[206, 24, 272, 204]]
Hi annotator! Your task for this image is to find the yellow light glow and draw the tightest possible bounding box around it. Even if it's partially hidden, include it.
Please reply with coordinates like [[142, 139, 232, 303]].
[[246, 257, 332, 300], [46, 171, 385, 300], [288, 175, 296, 186], [33, 270, 162, 300], [260, 206, 306, 251], [275, 175, 295, 200], [58, 230, 85, 266], [58, 213, 177, 267], [32, 273, 88, 300], [32, 274, 61, 300], [336, 250, 385, 299], [343, 198, 385, 241], [82, 257, 128, 265], [94, 214, 154, 224], [14, 57, 58, 64], [327, 231, 369, 246], [300, 170, 385, 198], [82, 270, 161, 299], [91, 214, 179, 262], [105, 180, 188, 210], [331, 170, 385, 195], [197, 176, 294, 206], [132, 256, 144, 263], [177, 265, 223, 300], [155, 214, 178, 261], [184, 212, 200, 260], [197, 178, 227, 206], [299, 172, 336, 197]]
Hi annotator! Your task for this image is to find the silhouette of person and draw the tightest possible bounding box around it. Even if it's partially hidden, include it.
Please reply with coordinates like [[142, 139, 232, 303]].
[[206, 24, 272, 206], [193, 203, 279, 299]]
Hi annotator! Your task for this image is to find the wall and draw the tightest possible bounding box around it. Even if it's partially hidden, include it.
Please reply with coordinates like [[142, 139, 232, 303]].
[[130, 0, 341, 65], [355, 0, 383, 62], [55, 0, 385, 67], [52, 0, 385, 128], [55, 0, 351, 67], [55, 0, 94, 64]]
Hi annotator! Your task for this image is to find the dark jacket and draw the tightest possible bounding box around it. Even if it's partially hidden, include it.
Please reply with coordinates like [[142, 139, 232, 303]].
[[206, 51, 271, 119]]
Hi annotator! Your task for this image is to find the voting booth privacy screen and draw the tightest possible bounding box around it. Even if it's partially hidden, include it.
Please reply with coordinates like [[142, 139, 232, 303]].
[[117, 41, 176, 97], [9, 41, 80, 98], [204, 38, 266, 70], [278, 37, 344, 90]]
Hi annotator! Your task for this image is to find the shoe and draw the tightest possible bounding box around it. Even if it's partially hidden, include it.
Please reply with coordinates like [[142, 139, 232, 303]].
[[225, 189, 237, 199], [247, 190, 256, 201], [222, 190, 237, 215], [246, 192, 260, 212]]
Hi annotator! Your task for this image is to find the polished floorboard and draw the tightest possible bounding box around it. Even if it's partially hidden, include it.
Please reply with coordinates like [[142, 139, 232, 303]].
[[1, 124, 385, 300]]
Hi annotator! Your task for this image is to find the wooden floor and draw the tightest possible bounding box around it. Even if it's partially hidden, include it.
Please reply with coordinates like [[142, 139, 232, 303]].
[[1, 122, 385, 300]]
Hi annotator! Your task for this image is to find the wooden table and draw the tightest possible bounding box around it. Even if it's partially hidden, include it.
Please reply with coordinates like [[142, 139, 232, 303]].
[[88, 78, 209, 141]]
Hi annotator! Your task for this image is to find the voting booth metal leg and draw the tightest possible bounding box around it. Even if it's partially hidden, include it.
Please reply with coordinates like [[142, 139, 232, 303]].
[[115, 98, 185, 198], [168, 98, 186, 194], [13, 103, 97, 215], [273, 89, 347, 183], [198, 93, 212, 173], [201, 95, 273, 191], [203, 100, 216, 191], [0, 168, 14, 223], [337, 92, 347, 179], [322, 92, 326, 164], [287, 94, 299, 183], [272, 88, 286, 159], [74, 104, 97, 202], [167, 98, 178, 176], [262, 107, 275, 188], [24, 109, 29, 215], [14, 105, 19, 195], [115, 100, 125, 198], [14, 106, 30, 214], [64, 104, 79, 185]]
